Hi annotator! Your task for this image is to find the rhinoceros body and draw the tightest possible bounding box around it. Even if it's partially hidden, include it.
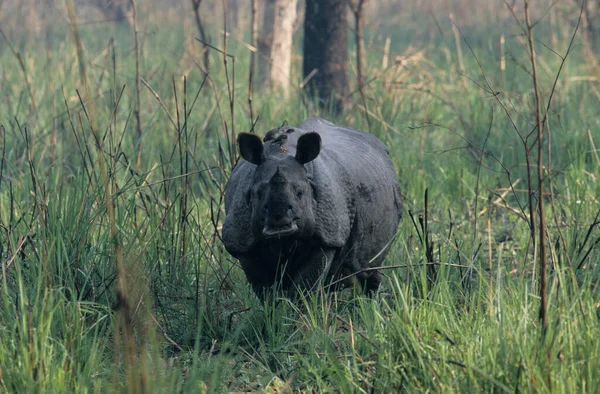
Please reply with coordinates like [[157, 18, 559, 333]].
[[222, 117, 402, 298]]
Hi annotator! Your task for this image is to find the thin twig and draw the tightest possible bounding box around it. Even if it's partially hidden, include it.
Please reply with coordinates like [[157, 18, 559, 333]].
[[487, 208, 493, 317], [141, 79, 178, 130], [150, 313, 183, 352], [0, 125, 5, 191], [588, 128, 600, 167]]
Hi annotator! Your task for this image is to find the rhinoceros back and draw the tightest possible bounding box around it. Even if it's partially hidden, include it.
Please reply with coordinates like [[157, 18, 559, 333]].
[[298, 117, 402, 259]]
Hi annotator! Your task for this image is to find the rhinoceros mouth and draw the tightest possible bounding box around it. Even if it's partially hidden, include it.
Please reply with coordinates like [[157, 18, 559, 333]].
[[262, 222, 299, 239]]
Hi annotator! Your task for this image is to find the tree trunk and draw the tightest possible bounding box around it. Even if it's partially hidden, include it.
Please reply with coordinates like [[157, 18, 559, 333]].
[[258, 0, 275, 88], [352, 0, 367, 91], [249, 0, 259, 122], [351, 0, 369, 129], [303, 0, 349, 114], [269, 0, 297, 97]]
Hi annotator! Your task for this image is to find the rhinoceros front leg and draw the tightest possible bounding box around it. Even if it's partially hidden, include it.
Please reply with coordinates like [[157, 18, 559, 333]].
[[287, 247, 337, 299], [238, 254, 277, 300]]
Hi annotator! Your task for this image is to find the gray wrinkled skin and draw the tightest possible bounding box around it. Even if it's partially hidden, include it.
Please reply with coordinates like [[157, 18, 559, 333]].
[[222, 117, 402, 299]]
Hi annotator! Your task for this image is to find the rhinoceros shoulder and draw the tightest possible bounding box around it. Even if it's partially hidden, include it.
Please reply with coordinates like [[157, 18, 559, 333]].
[[222, 160, 257, 254]]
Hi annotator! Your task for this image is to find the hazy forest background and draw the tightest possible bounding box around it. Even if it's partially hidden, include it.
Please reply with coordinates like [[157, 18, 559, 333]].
[[0, 0, 599, 392]]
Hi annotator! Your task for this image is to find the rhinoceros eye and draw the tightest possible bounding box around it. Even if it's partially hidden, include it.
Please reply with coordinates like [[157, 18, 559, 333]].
[[296, 190, 303, 199]]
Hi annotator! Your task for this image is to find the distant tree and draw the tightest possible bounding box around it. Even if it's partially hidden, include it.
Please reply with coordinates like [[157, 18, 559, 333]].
[[350, 0, 369, 128], [303, 0, 349, 114], [257, 0, 275, 87], [91, 0, 131, 24], [269, 0, 297, 97], [256, 0, 297, 97], [584, 0, 600, 43]]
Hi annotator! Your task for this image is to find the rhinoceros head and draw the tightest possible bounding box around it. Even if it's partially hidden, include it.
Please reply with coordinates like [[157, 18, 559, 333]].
[[237, 131, 321, 241]]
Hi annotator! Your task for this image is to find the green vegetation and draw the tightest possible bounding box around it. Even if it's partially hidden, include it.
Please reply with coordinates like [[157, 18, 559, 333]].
[[0, 1, 599, 392]]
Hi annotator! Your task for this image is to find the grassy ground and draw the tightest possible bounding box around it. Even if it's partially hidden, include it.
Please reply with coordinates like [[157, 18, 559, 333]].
[[0, 1, 599, 392]]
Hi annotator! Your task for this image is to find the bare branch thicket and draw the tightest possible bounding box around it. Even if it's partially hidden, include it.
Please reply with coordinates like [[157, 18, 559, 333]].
[[523, 0, 583, 331], [447, 1, 584, 333]]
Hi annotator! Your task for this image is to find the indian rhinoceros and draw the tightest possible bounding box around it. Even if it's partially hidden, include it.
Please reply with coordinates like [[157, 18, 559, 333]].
[[222, 117, 402, 298]]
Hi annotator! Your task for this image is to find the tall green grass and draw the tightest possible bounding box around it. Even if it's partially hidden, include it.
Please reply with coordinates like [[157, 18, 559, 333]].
[[0, 1, 599, 392]]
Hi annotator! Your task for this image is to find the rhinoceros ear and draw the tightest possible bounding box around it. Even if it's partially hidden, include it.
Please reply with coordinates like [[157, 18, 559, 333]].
[[238, 132, 264, 165], [296, 132, 321, 164]]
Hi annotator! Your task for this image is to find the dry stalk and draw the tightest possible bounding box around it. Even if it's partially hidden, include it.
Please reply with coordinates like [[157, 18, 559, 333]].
[[0, 126, 5, 192], [382, 37, 391, 70], [418, 189, 436, 293], [350, 0, 371, 131], [191, 0, 210, 72], [449, 13, 465, 86], [487, 209, 493, 317], [474, 180, 522, 218], [524, 0, 547, 331], [588, 129, 600, 167], [131, 0, 144, 169], [177, 78, 189, 267], [20, 123, 48, 282]]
